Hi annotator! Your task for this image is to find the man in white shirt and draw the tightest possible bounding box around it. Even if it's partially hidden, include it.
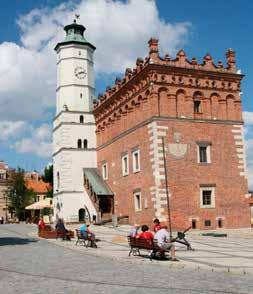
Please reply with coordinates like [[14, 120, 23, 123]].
[[154, 225, 177, 261]]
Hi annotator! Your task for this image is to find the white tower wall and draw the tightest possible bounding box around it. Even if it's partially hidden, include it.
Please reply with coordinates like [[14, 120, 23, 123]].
[[53, 23, 97, 222]]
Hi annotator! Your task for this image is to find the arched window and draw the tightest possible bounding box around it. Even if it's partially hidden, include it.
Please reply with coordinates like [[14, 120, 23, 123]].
[[57, 172, 60, 189], [83, 139, 88, 149], [80, 115, 84, 123], [80, 93, 83, 99], [77, 139, 82, 148], [194, 100, 201, 113]]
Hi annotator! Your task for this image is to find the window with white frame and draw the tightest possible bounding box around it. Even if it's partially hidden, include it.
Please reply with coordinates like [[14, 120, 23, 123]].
[[197, 142, 211, 163], [102, 162, 108, 180], [121, 154, 129, 176], [200, 186, 215, 208], [134, 191, 142, 211], [132, 149, 140, 172]]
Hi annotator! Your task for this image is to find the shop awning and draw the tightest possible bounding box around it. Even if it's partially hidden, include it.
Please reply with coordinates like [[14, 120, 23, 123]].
[[25, 198, 53, 210], [83, 168, 113, 196]]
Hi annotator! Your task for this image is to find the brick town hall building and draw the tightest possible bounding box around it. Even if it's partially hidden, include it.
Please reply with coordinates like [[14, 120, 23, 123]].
[[53, 19, 251, 230]]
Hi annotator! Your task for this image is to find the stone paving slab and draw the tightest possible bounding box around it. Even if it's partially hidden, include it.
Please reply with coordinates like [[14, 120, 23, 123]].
[[33, 224, 253, 276]]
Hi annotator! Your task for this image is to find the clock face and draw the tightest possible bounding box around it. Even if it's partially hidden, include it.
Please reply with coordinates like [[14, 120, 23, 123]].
[[74, 66, 87, 79]]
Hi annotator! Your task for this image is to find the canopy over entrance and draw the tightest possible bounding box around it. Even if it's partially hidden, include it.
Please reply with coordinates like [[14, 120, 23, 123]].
[[83, 168, 113, 196], [83, 168, 114, 222]]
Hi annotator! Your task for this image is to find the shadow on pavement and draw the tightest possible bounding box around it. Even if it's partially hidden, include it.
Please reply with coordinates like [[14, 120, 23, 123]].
[[0, 237, 38, 246]]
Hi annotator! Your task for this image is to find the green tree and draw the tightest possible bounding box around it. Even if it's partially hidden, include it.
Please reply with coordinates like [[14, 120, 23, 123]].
[[7, 167, 35, 220], [43, 164, 53, 186], [42, 164, 53, 198]]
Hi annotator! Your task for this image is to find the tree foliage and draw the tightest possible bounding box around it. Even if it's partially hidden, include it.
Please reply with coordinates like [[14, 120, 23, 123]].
[[7, 167, 35, 220], [43, 164, 53, 186], [42, 164, 53, 198]]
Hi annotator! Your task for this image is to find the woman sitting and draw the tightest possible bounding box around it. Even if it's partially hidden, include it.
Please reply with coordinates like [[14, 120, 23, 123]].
[[137, 225, 154, 243], [55, 218, 70, 240]]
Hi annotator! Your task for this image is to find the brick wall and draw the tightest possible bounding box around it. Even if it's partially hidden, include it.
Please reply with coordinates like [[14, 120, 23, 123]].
[[94, 41, 250, 230], [97, 117, 250, 230]]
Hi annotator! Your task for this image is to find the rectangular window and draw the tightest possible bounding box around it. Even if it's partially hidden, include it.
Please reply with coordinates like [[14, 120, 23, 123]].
[[121, 154, 129, 176], [132, 149, 140, 173], [102, 162, 108, 180], [197, 143, 211, 163], [200, 187, 215, 208], [134, 192, 142, 211], [204, 220, 211, 227]]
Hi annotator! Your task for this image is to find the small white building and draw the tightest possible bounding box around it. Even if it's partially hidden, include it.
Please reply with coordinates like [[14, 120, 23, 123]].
[[53, 19, 98, 222]]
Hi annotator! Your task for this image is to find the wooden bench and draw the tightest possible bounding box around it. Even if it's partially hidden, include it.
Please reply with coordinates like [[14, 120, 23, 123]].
[[56, 229, 74, 240], [75, 229, 97, 248], [128, 237, 170, 260]]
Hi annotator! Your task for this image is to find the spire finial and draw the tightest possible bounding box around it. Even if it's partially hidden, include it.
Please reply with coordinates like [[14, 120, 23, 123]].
[[74, 14, 80, 23]]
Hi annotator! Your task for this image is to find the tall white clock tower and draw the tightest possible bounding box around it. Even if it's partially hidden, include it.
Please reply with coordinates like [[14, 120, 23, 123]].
[[53, 19, 97, 222]]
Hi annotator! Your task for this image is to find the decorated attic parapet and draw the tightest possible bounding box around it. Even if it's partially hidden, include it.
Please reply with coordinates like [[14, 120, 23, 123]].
[[93, 38, 241, 112]]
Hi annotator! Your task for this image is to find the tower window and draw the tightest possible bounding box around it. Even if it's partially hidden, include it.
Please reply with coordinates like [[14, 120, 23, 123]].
[[78, 51, 81, 56], [77, 139, 82, 148], [57, 172, 60, 189], [80, 115, 84, 123], [83, 139, 88, 149], [80, 93, 83, 99], [194, 100, 201, 113]]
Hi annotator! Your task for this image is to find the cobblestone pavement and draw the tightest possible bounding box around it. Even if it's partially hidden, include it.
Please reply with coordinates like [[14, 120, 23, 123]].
[[0, 224, 253, 294]]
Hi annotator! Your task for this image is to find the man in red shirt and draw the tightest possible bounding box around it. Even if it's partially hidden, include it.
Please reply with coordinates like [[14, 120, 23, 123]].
[[137, 225, 154, 242]]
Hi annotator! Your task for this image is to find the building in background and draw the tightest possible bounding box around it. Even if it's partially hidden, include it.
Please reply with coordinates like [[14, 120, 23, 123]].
[[0, 160, 11, 221], [25, 171, 51, 202]]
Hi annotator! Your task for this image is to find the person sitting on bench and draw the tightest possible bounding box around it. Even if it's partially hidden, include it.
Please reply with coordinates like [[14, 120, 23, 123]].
[[79, 222, 88, 238], [128, 223, 140, 237], [137, 225, 154, 243], [154, 225, 177, 261], [80, 222, 95, 241], [55, 218, 70, 240]]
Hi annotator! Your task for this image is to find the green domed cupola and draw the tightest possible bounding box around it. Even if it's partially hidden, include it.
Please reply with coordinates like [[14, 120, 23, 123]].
[[54, 19, 96, 51]]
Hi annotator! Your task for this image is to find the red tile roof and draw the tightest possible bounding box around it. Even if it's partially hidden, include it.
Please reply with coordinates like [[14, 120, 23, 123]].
[[25, 179, 51, 194]]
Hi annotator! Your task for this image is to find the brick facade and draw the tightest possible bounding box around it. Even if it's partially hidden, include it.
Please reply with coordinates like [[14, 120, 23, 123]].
[[93, 39, 251, 230]]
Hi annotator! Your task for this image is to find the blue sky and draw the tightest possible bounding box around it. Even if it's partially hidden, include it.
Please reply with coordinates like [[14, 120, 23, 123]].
[[0, 0, 253, 187]]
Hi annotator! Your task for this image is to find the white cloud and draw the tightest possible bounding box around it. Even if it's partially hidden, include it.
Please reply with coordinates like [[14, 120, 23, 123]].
[[243, 111, 253, 125], [0, 121, 29, 141], [245, 138, 253, 190], [0, 0, 191, 121], [12, 124, 52, 158]]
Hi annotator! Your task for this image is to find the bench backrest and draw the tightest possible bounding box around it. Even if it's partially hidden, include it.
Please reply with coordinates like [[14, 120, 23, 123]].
[[128, 236, 158, 250], [76, 229, 88, 239]]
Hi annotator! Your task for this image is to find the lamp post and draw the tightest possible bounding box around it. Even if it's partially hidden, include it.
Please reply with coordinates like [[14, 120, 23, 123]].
[[161, 137, 173, 240]]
